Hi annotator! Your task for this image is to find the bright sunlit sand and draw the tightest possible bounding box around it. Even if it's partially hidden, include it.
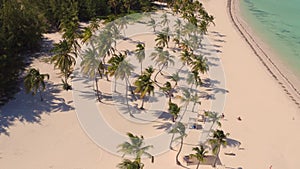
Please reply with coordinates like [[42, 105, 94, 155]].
[[0, 1, 299, 169]]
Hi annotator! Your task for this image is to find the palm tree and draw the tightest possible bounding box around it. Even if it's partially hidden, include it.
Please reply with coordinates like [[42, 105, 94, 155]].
[[80, 44, 102, 102], [59, 7, 81, 57], [168, 102, 180, 122], [170, 72, 180, 88], [150, 47, 175, 82], [117, 159, 143, 169], [209, 129, 229, 168], [180, 88, 192, 111], [169, 122, 187, 165], [108, 52, 122, 92], [51, 39, 75, 90], [160, 13, 169, 27], [118, 132, 154, 165], [155, 33, 169, 48], [191, 92, 201, 112], [116, 16, 129, 36], [189, 145, 208, 169], [135, 43, 145, 75], [24, 68, 49, 101], [81, 27, 92, 44], [147, 17, 158, 32], [81, 18, 101, 44], [186, 72, 200, 90], [115, 53, 136, 103], [161, 81, 173, 103], [134, 70, 155, 110], [191, 54, 209, 74], [204, 111, 222, 127], [179, 49, 193, 71]]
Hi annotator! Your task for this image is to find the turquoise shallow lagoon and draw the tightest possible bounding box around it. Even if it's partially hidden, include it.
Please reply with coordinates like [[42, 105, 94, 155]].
[[240, 0, 300, 77]]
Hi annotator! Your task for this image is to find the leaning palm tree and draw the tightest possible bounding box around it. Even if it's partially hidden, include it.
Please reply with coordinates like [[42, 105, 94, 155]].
[[150, 47, 175, 82], [135, 43, 146, 75], [80, 44, 102, 102], [117, 158, 143, 169], [24, 68, 49, 101], [209, 129, 229, 168], [204, 111, 222, 128], [168, 102, 180, 122], [189, 145, 208, 169], [170, 72, 180, 89], [169, 122, 187, 165], [51, 39, 75, 90], [118, 132, 154, 165], [180, 88, 192, 112], [134, 70, 155, 109], [81, 18, 101, 44]]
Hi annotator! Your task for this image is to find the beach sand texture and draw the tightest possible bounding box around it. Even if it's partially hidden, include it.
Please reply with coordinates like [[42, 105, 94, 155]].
[[0, 0, 300, 169]]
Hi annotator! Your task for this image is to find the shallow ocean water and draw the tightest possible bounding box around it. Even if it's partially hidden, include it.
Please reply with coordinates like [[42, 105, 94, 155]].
[[240, 0, 300, 76]]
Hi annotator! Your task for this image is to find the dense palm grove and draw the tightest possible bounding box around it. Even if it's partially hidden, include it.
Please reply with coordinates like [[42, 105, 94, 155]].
[[1, 0, 231, 168], [0, 0, 154, 105]]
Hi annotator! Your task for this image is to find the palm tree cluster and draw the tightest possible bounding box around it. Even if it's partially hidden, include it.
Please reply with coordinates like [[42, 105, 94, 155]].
[[166, 0, 214, 33], [51, 1, 80, 90], [186, 126, 228, 168]]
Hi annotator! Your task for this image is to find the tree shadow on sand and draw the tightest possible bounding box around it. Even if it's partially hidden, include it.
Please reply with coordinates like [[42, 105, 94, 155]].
[[0, 82, 74, 136]]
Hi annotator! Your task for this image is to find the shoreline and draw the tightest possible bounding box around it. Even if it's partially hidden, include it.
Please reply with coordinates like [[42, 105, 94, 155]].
[[228, 0, 300, 108]]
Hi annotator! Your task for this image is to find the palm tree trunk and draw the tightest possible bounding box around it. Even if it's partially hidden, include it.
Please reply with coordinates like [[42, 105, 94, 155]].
[[114, 76, 117, 92], [196, 161, 200, 169], [154, 64, 165, 82], [140, 62, 143, 75], [192, 102, 196, 112], [126, 77, 136, 101], [212, 147, 220, 168], [39, 89, 43, 101], [140, 97, 145, 110], [125, 78, 134, 117], [95, 77, 102, 102], [169, 133, 175, 150], [176, 137, 183, 165]]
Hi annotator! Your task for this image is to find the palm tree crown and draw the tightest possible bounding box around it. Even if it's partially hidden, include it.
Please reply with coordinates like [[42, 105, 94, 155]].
[[118, 133, 154, 163], [24, 68, 49, 101], [209, 129, 229, 167], [190, 145, 208, 169]]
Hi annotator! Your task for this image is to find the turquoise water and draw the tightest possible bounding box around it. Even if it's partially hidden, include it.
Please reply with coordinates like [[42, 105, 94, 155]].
[[240, 0, 300, 77]]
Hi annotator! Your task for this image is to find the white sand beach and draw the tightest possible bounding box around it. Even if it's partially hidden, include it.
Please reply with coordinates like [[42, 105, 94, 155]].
[[0, 0, 299, 169]]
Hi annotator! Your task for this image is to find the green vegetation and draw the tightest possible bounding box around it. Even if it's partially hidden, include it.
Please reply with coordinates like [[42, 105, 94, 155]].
[[0, 0, 154, 106], [169, 122, 187, 165], [117, 132, 154, 169], [24, 68, 49, 101], [189, 145, 208, 169]]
